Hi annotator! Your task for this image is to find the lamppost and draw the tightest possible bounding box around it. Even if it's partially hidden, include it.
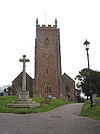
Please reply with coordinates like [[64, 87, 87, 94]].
[[84, 39, 90, 69], [83, 39, 93, 107]]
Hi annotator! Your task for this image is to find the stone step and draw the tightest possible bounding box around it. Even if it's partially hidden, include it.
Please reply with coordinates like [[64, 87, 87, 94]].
[[7, 98, 40, 108], [12, 100, 36, 104], [7, 103, 40, 108]]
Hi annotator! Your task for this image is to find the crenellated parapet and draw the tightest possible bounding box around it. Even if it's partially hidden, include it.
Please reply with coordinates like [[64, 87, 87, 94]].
[[36, 18, 57, 29]]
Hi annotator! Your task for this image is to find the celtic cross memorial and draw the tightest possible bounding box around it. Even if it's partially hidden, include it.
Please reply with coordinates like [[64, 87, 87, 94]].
[[19, 55, 30, 99]]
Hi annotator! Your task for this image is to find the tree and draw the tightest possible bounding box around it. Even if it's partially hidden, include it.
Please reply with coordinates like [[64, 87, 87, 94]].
[[75, 68, 100, 99], [7, 86, 12, 95], [3, 86, 12, 95], [75, 89, 82, 102], [4, 88, 8, 93]]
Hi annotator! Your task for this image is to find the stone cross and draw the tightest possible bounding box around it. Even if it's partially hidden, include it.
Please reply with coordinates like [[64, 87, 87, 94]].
[[19, 55, 30, 91]]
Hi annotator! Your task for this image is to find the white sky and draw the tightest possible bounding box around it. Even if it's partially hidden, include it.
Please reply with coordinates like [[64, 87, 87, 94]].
[[0, 0, 100, 85]]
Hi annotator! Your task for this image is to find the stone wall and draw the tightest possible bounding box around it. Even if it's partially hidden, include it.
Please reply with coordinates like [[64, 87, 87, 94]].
[[61, 73, 75, 102]]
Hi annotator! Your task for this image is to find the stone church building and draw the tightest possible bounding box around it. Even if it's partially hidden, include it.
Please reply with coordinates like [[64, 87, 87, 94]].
[[12, 19, 75, 102]]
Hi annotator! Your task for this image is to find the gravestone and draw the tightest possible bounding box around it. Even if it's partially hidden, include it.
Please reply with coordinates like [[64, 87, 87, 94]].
[[92, 93, 96, 104], [7, 55, 40, 108], [95, 99, 100, 105]]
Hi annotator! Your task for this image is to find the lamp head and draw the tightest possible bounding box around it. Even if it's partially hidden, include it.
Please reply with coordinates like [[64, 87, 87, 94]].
[[84, 39, 90, 50]]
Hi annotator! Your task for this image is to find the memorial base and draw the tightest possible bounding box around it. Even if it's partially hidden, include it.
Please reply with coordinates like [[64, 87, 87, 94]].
[[18, 91, 29, 100], [7, 91, 40, 108]]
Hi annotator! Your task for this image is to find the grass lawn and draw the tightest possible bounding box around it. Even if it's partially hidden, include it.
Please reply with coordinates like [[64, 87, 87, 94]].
[[0, 96, 73, 114], [80, 99, 100, 120], [96, 97, 100, 100]]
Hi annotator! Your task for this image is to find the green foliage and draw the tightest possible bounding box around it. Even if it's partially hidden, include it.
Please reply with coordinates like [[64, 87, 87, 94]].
[[3, 86, 12, 95], [75, 68, 100, 97], [80, 100, 100, 120], [0, 96, 73, 114]]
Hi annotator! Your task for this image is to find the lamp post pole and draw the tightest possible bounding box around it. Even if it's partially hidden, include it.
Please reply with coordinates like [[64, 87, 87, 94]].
[[84, 40, 90, 69], [83, 39, 93, 107]]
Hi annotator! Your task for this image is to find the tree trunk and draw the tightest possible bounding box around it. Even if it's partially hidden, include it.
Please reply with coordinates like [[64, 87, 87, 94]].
[[87, 96, 88, 100]]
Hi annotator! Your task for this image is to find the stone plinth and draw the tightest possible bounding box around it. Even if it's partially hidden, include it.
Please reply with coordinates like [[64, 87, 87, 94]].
[[18, 91, 29, 100], [7, 91, 40, 109]]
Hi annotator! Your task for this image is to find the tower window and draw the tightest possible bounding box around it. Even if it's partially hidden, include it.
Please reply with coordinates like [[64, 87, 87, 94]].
[[46, 38, 48, 45], [46, 69, 48, 75], [45, 37, 49, 46], [46, 37, 48, 40]]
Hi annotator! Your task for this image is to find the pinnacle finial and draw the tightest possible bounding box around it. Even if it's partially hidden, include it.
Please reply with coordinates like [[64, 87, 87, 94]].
[[55, 18, 57, 26], [36, 18, 38, 25]]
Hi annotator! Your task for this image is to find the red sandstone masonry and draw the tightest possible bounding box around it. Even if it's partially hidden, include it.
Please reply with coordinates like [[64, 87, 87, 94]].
[[34, 19, 62, 98]]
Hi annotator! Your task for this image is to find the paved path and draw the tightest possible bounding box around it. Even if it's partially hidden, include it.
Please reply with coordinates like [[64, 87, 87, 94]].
[[0, 103, 100, 134]]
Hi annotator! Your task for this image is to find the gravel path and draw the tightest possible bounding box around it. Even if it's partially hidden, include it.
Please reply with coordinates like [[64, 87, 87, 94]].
[[0, 103, 100, 134]]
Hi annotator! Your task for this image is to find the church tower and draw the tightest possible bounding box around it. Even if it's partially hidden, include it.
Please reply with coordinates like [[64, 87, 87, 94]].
[[34, 18, 62, 98]]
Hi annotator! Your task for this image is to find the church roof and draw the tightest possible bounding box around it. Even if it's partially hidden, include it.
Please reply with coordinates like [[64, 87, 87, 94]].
[[62, 73, 75, 82], [12, 71, 33, 83]]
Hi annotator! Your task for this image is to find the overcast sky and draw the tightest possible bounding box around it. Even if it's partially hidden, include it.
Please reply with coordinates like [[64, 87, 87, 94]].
[[0, 0, 100, 85]]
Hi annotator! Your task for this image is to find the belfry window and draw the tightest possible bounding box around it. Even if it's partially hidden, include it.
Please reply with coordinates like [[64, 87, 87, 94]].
[[46, 37, 48, 44], [45, 37, 49, 46], [46, 69, 48, 75]]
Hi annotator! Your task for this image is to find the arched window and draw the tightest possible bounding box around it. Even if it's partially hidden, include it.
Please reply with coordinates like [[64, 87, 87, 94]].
[[45, 83, 51, 93], [65, 84, 70, 93]]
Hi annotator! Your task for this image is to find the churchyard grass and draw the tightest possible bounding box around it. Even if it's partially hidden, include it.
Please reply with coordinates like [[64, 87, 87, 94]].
[[0, 96, 73, 114], [96, 97, 100, 100], [80, 98, 100, 120]]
